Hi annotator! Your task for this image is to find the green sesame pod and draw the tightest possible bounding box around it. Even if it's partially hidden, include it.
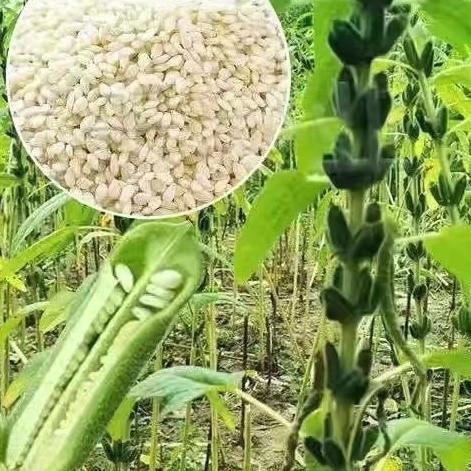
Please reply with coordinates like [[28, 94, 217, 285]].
[[327, 205, 353, 257], [402, 83, 419, 107], [429, 181, 447, 206], [406, 243, 419, 261], [357, 348, 373, 376], [325, 342, 342, 391], [333, 69, 356, 122], [350, 221, 385, 261], [410, 316, 431, 340], [335, 369, 369, 404], [416, 107, 435, 136], [453, 306, 471, 336], [421, 41, 435, 77], [381, 14, 408, 55], [404, 190, 415, 214], [412, 283, 427, 301], [438, 172, 453, 204], [304, 437, 327, 465], [416, 193, 426, 218], [435, 105, 448, 139], [332, 264, 344, 291], [322, 287, 357, 323], [452, 175, 467, 205], [403, 35, 421, 69], [322, 439, 346, 469], [365, 202, 382, 223], [328, 20, 368, 66]]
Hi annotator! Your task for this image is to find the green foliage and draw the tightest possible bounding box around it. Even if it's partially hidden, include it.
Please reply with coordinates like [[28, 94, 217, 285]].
[[234, 171, 327, 282], [377, 419, 471, 470], [421, 0, 471, 54], [291, 117, 342, 175], [425, 348, 471, 378], [424, 225, 471, 290], [11, 193, 71, 252], [130, 366, 239, 415]]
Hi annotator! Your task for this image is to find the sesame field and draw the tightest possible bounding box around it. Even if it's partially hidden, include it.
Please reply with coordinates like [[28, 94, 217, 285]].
[[1, 1, 471, 471]]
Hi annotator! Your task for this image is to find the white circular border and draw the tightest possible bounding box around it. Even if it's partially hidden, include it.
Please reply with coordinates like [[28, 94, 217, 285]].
[[6, 0, 292, 220]]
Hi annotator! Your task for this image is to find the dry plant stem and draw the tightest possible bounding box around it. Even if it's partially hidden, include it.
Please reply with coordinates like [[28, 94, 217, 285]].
[[242, 405, 252, 471], [148, 345, 163, 471], [206, 224, 219, 471], [235, 390, 291, 429]]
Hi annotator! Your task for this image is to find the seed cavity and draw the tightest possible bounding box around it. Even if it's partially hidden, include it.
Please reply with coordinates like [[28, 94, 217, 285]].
[[145, 284, 174, 300], [150, 269, 183, 289], [132, 306, 153, 321], [114, 264, 134, 293], [139, 294, 168, 309]]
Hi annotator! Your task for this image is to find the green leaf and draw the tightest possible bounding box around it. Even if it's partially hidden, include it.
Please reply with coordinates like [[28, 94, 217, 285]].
[[207, 390, 236, 431], [234, 171, 327, 283], [425, 348, 471, 378], [11, 193, 71, 253], [0, 173, 20, 189], [269, 0, 291, 14], [292, 117, 342, 175], [0, 302, 48, 344], [378, 419, 471, 470], [189, 292, 247, 312], [39, 290, 76, 333], [62, 199, 97, 227], [3, 350, 50, 409], [301, 0, 351, 119], [433, 65, 471, 90], [3, 228, 76, 276], [106, 397, 136, 441], [424, 225, 471, 289], [421, 0, 471, 53], [129, 366, 239, 415]]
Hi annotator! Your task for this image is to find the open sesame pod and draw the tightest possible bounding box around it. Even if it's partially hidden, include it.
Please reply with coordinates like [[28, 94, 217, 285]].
[[6, 222, 203, 471]]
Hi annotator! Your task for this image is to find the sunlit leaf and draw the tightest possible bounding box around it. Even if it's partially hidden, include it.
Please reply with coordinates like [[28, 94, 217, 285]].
[[106, 397, 136, 441], [3, 351, 49, 409], [377, 419, 471, 470], [11, 193, 71, 253], [421, 0, 471, 53], [426, 348, 471, 378], [234, 171, 328, 283], [424, 225, 471, 289], [39, 289, 76, 333], [292, 117, 342, 175]]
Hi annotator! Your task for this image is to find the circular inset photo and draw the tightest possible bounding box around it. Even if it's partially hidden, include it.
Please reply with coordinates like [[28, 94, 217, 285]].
[[7, 0, 291, 218]]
